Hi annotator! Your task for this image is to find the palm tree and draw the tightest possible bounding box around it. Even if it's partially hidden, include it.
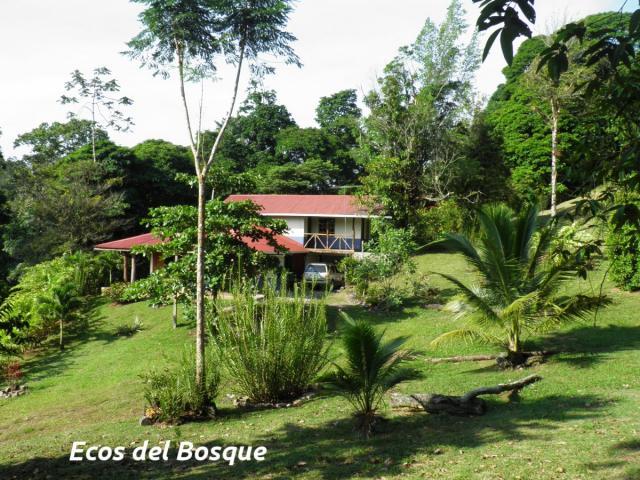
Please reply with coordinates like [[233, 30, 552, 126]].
[[329, 313, 411, 438], [37, 281, 83, 350], [431, 203, 607, 366]]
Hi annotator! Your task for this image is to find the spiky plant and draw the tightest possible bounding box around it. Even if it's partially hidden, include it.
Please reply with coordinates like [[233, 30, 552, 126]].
[[431, 203, 608, 366], [329, 312, 411, 438]]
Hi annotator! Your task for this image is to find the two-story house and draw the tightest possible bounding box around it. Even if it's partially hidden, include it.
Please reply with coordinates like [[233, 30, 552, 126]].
[[95, 194, 374, 281]]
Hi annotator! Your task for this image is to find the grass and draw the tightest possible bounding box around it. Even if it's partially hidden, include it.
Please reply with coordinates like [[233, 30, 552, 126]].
[[1, 253, 640, 479]]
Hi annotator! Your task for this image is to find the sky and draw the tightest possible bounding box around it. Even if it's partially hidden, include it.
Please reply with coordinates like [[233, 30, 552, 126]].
[[0, 0, 630, 158]]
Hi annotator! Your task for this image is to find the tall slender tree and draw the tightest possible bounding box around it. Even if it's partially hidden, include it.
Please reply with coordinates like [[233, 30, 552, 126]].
[[126, 0, 299, 389], [60, 67, 133, 162]]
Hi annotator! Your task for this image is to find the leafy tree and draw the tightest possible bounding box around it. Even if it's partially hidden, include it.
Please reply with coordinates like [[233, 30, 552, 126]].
[[36, 281, 82, 350], [484, 14, 632, 206], [60, 67, 134, 162], [4, 158, 127, 265], [315, 89, 362, 185], [13, 119, 109, 166], [131, 139, 195, 206], [218, 89, 296, 170], [126, 0, 300, 389], [431, 203, 608, 366], [64, 139, 194, 234], [275, 127, 336, 164], [255, 158, 340, 193], [360, 0, 480, 228], [316, 89, 361, 130], [328, 312, 411, 438], [133, 199, 287, 313]]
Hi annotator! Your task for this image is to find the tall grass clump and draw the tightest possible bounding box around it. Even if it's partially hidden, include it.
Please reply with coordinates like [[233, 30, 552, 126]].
[[142, 346, 220, 423], [212, 276, 329, 403]]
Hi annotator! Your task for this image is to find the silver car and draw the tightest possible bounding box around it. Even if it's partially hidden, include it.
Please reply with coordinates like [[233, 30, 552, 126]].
[[303, 263, 343, 289]]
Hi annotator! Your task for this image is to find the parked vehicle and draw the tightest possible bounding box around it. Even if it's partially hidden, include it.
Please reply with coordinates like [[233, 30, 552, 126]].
[[303, 263, 343, 289]]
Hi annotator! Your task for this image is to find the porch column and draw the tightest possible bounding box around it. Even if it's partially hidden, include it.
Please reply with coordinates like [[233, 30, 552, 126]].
[[150, 253, 156, 274], [130, 255, 137, 283], [352, 218, 356, 251], [123, 254, 130, 283]]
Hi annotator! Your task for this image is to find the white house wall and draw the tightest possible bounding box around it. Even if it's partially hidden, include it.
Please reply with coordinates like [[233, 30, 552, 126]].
[[273, 216, 306, 244]]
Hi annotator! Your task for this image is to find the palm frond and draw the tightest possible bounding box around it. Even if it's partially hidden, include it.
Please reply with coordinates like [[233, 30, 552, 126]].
[[435, 273, 502, 325], [430, 327, 493, 347]]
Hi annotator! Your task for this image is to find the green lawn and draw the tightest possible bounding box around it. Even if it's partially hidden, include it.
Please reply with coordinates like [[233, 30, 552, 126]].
[[1, 253, 640, 479]]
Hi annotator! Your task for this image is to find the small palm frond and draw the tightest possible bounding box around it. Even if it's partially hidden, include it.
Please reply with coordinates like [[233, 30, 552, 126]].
[[554, 294, 611, 323], [430, 327, 495, 348], [515, 204, 541, 264], [500, 291, 540, 319], [435, 273, 503, 326], [432, 233, 483, 271]]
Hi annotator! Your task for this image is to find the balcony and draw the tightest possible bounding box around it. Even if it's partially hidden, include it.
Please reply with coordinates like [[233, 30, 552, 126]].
[[303, 233, 363, 253]]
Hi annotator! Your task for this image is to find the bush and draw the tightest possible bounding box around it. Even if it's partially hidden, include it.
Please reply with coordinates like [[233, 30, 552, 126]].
[[408, 274, 441, 304], [115, 317, 144, 337], [607, 222, 640, 291], [364, 282, 407, 311], [339, 223, 416, 300], [118, 281, 152, 303], [3, 360, 23, 387], [417, 199, 465, 244], [142, 347, 220, 423], [2, 251, 120, 346], [104, 282, 130, 303], [212, 277, 329, 403]]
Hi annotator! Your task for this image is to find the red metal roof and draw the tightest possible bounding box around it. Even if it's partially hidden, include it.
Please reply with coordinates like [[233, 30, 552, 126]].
[[241, 234, 307, 254], [225, 194, 370, 217], [95, 232, 305, 254], [95, 233, 162, 251]]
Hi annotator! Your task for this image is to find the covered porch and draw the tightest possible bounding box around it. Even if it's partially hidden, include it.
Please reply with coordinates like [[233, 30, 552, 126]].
[[302, 216, 370, 254], [95, 233, 164, 283]]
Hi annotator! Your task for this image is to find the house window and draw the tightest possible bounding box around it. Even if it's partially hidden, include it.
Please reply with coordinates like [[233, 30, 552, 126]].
[[318, 218, 335, 235]]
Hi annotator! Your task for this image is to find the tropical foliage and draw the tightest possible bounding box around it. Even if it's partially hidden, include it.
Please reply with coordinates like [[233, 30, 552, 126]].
[[212, 277, 329, 403], [431, 203, 608, 364], [327, 313, 411, 437]]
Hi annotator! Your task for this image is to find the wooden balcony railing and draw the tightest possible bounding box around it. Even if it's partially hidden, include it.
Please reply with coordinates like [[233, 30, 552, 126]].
[[303, 233, 361, 252]]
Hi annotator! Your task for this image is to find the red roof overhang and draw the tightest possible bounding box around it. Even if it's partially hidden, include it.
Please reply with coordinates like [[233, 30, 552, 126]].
[[95, 232, 306, 255]]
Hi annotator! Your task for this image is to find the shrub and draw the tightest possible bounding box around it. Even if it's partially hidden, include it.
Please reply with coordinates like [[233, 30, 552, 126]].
[[212, 277, 329, 403], [2, 251, 119, 346], [409, 274, 441, 304], [327, 313, 412, 438], [4, 360, 23, 387], [364, 282, 407, 312], [104, 282, 130, 303], [607, 222, 640, 291], [142, 347, 220, 423], [118, 281, 152, 303], [417, 199, 465, 244], [339, 223, 416, 301], [115, 317, 144, 337]]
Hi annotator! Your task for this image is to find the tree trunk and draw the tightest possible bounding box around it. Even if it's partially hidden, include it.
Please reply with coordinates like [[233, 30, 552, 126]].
[[59, 319, 64, 350], [91, 92, 97, 163], [172, 295, 178, 329], [195, 174, 207, 389], [550, 97, 559, 217]]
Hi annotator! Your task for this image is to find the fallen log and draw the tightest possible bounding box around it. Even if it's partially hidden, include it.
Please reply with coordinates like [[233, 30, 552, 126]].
[[390, 374, 542, 416], [427, 354, 502, 364]]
